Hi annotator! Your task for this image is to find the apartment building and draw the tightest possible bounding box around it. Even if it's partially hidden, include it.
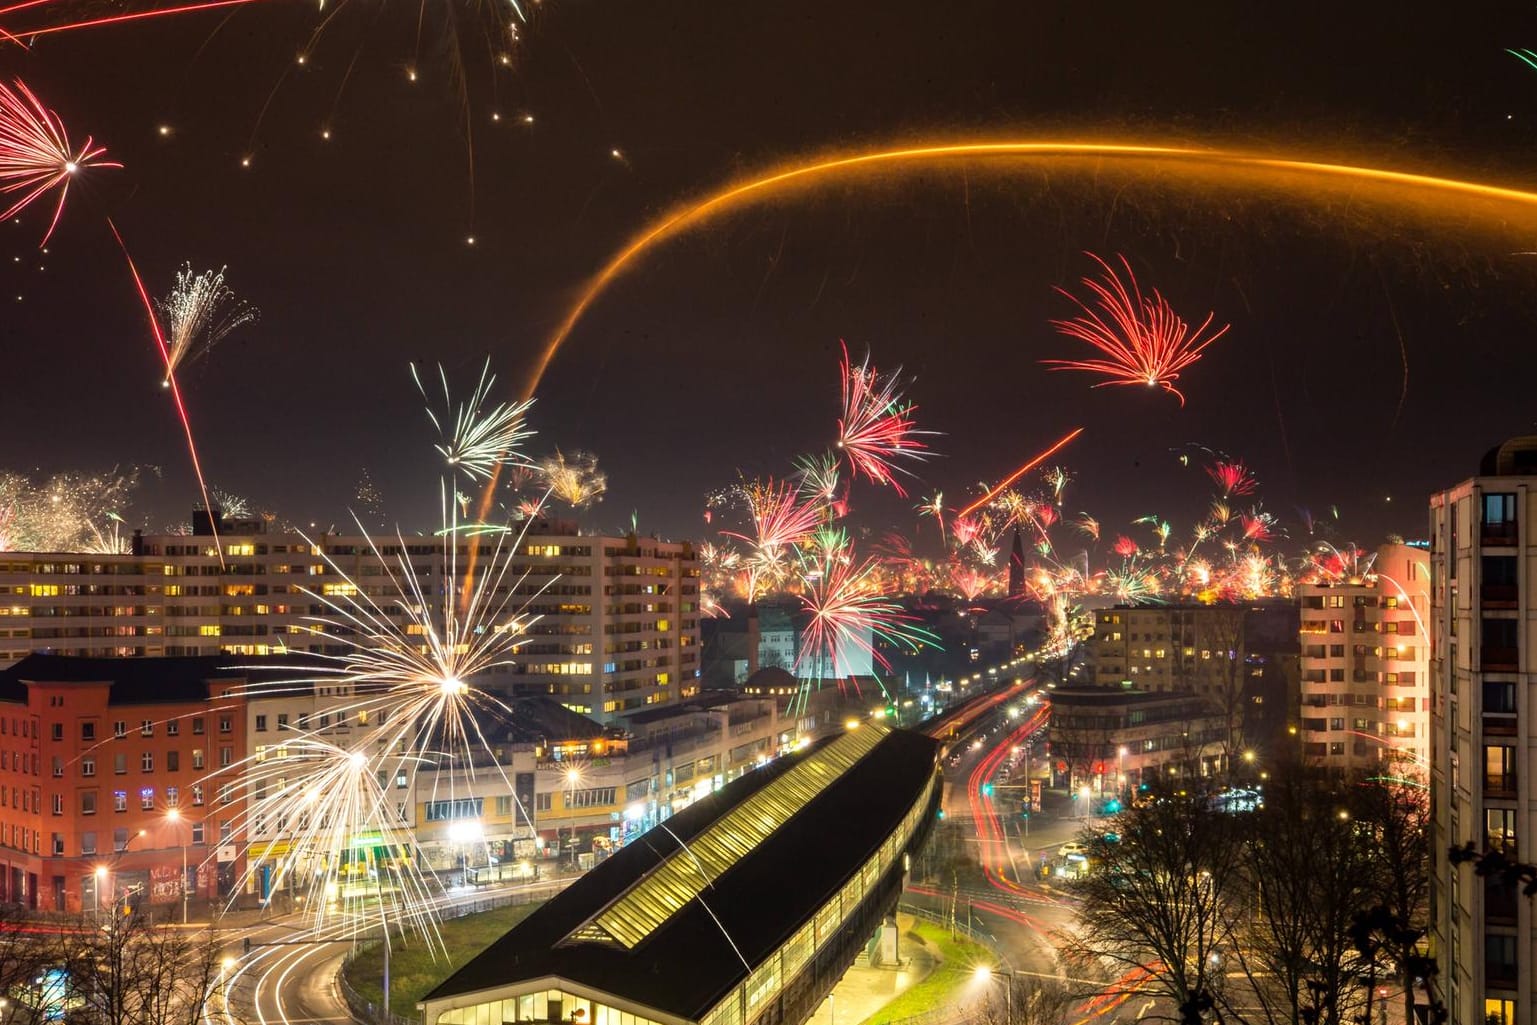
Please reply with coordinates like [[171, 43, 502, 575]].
[[1047, 685, 1228, 793], [0, 513, 703, 725], [1430, 436, 1537, 1025], [409, 692, 790, 872], [1296, 542, 1430, 775], [1087, 601, 1297, 755], [0, 654, 248, 913]]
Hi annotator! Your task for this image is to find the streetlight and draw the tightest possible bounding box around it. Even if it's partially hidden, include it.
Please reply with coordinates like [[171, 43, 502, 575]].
[[564, 768, 582, 867], [94, 865, 107, 918], [973, 965, 1015, 1021], [166, 807, 190, 924]]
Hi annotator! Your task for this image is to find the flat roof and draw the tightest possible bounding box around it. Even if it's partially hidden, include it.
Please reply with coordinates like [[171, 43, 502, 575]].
[[424, 726, 939, 1022]]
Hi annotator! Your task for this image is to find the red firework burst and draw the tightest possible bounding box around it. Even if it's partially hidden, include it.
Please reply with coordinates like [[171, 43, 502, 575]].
[[835, 341, 934, 495], [1043, 252, 1228, 405], [796, 550, 936, 677], [0, 78, 119, 245], [1206, 459, 1257, 498]]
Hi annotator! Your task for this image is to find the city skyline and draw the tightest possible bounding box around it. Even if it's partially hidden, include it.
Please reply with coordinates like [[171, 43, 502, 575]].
[[2, 3, 1537, 540]]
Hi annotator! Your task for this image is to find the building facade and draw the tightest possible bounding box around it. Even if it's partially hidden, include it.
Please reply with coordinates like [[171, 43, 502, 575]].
[[1087, 600, 1296, 759], [1047, 685, 1229, 794], [0, 514, 704, 725], [1297, 542, 1430, 775], [0, 655, 248, 913], [1430, 437, 1537, 1025]]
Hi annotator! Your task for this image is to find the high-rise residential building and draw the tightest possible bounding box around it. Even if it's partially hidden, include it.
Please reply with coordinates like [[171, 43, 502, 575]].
[[0, 513, 703, 725], [1430, 436, 1537, 1025], [1086, 600, 1299, 767], [1296, 542, 1430, 775]]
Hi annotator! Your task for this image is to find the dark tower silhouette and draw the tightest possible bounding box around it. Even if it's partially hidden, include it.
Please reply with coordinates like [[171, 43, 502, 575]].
[[1008, 527, 1026, 597]]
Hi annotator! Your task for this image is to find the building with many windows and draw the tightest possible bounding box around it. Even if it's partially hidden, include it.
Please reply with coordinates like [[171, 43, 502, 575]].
[[1047, 685, 1229, 793], [1086, 600, 1297, 757], [408, 692, 791, 875], [0, 513, 703, 725], [0, 654, 249, 912], [419, 723, 941, 1025], [1296, 542, 1430, 775], [1430, 437, 1537, 1025]]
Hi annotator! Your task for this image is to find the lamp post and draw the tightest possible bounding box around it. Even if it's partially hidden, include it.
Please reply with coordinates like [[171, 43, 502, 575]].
[[973, 965, 1015, 1022], [564, 768, 581, 868], [1117, 746, 1128, 803], [166, 807, 190, 924], [93, 864, 107, 920]]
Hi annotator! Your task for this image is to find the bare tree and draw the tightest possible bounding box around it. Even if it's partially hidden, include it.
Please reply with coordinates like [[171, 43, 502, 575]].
[[0, 904, 57, 1025], [1357, 778, 1432, 1025], [1067, 789, 1246, 1021], [51, 906, 233, 1025], [976, 973, 1082, 1025], [1231, 773, 1376, 1025], [1194, 606, 1246, 779]]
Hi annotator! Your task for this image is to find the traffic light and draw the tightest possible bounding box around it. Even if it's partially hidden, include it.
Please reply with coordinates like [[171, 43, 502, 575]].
[[981, 783, 994, 797], [1103, 799, 1123, 814]]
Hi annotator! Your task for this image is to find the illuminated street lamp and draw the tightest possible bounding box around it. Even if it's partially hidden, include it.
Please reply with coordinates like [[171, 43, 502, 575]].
[[972, 964, 1016, 1021], [166, 807, 190, 924], [564, 767, 582, 867]]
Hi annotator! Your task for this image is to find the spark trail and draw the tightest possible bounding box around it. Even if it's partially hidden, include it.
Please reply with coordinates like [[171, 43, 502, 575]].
[[526, 138, 1537, 397], [110, 219, 224, 563]]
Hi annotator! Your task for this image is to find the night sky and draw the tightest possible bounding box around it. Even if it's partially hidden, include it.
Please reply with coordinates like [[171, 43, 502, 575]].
[[7, 1, 1537, 547]]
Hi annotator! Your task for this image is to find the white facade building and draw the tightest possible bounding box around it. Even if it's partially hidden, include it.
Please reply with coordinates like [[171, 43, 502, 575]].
[[1430, 437, 1537, 1025]]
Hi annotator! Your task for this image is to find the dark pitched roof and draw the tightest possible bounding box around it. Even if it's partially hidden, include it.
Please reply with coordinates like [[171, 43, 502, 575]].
[[0, 652, 332, 705], [742, 666, 796, 691], [425, 727, 940, 1020], [484, 695, 607, 744]]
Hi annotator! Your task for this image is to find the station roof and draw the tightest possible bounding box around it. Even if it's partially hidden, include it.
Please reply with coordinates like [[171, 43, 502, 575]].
[[424, 724, 940, 1022]]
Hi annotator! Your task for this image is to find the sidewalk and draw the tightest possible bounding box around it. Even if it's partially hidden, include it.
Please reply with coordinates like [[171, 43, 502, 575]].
[[802, 914, 937, 1025]]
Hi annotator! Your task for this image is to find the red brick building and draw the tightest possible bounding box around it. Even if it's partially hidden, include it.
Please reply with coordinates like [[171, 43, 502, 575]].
[[0, 655, 249, 913]]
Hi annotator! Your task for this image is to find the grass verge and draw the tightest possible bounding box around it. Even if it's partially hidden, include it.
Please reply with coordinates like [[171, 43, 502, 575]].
[[345, 902, 540, 1020], [857, 920, 992, 1025]]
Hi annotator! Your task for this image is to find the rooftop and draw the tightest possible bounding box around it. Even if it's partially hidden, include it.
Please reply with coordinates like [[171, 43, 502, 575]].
[[424, 725, 940, 1021], [0, 652, 328, 705]]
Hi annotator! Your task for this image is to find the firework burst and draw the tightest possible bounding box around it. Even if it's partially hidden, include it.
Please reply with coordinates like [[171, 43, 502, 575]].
[[539, 450, 607, 509], [0, 467, 144, 552], [834, 342, 935, 495], [155, 264, 259, 386], [1206, 458, 1258, 498], [413, 360, 535, 484], [1043, 252, 1228, 405], [0, 78, 119, 245], [795, 545, 937, 696]]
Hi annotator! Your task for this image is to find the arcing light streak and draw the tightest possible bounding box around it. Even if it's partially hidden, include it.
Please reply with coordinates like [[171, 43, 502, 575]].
[[957, 427, 1084, 519], [527, 139, 1537, 397]]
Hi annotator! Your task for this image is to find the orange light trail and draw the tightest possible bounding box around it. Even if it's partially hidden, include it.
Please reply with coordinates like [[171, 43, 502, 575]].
[[525, 139, 1537, 398], [958, 427, 1085, 519]]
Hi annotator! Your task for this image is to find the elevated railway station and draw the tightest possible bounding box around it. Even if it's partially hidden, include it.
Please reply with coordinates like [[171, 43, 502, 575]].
[[420, 723, 942, 1025]]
